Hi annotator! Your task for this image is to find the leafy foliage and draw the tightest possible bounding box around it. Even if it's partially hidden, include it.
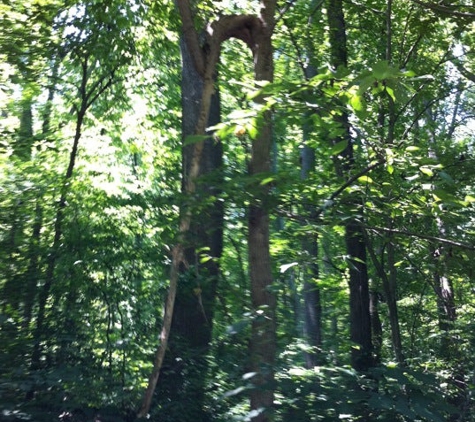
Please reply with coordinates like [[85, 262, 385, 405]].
[[1, 0, 475, 421]]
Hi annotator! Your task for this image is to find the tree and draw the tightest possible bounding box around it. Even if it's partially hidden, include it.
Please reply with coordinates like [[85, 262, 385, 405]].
[[138, 2, 277, 420], [326, 0, 373, 371]]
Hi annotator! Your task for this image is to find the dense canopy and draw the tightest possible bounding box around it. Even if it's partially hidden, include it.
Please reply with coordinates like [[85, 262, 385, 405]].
[[1, 0, 475, 421]]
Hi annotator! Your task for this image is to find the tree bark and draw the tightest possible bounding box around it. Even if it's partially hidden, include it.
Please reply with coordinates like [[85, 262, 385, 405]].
[[386, 238, 405, 364], [248, 3, 277, 421], [151, 36, 224, 422], [326, 0, 373, 371], [365, 232, 404, 364], [301, 118, 322, 368]]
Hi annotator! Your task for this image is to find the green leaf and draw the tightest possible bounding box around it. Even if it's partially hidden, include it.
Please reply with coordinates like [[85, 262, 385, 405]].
[[407, 74, 435, 82], [432, 189, 460, 204], [246, 119, 259, 140], [400, 69, 416, 77], [199, 255, 212, 263], [419, 166, 433, 177], [385, 85, 396, 101], [227, 109, 256, 120], [372, 60, 397, 80], [330, 140, 348, 156], [438, 171, 454, 185], [260, 176, 275, 186], [357, 75, 376, 95], [209, 122, 236, 138], [226, 319, 250, 336], [223, 386, 247, 398], [357, 175, 373, 184], [350, 94, 365, 111]]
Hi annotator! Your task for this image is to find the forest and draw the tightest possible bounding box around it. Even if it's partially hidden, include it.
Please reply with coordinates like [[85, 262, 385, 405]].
[[1, 0, 475, 421]]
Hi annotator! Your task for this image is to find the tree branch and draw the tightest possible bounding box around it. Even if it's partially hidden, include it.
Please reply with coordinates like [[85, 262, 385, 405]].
[[451, 58, 475, 83], [315, 159, 385, 216], [365, 225, 475, 251], [410, 0, 475, 18], [176, 0, 205, 76], [211, 14, 262, 53]]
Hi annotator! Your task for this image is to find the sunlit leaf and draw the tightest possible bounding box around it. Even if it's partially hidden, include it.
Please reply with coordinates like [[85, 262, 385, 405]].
[[330, 140, 348, 156], [419, 166, 433, 177], [227, 109, 256, 120], [385, 86, 396, 101], [223, 386, 247, 398], [357, 175, 373, 183], [246, 119, 259, 139], [260, 176, 275, 186], [350, 94, 364, 111]]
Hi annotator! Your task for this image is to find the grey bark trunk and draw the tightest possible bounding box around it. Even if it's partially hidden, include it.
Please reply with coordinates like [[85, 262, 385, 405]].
[[154, 37, 223, 422]]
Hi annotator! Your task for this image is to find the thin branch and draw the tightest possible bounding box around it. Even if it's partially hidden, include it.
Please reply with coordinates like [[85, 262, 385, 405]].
[[275, 0, 295, 27], [410, 0, 475, 18], [452, 58, 475, 83], [284, 22, 309, 79], [86, 70, 118, 109], [316, 159, 385, 216], [365, 225, 475, 251]]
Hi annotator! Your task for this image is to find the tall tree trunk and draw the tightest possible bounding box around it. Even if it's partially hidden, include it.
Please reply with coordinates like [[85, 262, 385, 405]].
[[326, 0, 373, 371], [247, 3, 277, 421], [153, 37, 224, 422], [301, 119, 322, 368], [380, 0, 405, 365], [138, 5, 263, 417], [22, 60, 58, 331], [15, 92, 34, 160], [1, 90, 36, 313], [365, 232, 404, 364], [369, 289, 382, 364], [283, 0, 323, 369], [138, 3, 276, 419], [22, 200, 43, 330], [345, 222, 373, 371], [423, 95, 463, 420], [386, 238, 405, 364]]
